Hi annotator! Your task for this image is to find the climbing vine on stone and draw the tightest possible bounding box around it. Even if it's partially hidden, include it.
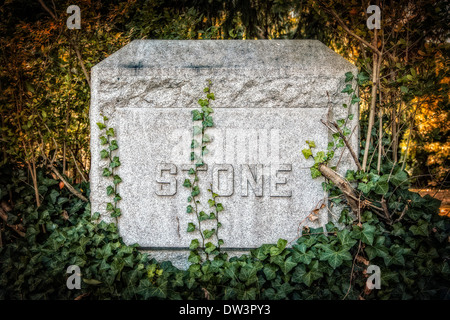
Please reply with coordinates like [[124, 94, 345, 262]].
[[95, 115, 122, 224], [184, 80, 226, 263]]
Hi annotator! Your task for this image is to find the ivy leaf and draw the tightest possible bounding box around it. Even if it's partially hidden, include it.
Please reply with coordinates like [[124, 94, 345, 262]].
[[239, 265, 258, 283], [409, 220, 429, 236], [251, 244, 271, 261], [270, 255, 297, 274], [263, 264, 278, 281], [319, 246, 352, 269], [208, 199, 215, 207], [199, 211, 209, 222], [189, 239, 199, 250], [357, 72, 370, 85], [100, 149, 109, 159], [102, 168, 112, 177], [113, 194, 122, 203], [203, 229, 215, 239], [350, 95, 360, 105], [113, 175, 122, 185], [109, 140, 118, 151], [190, 140, 199, 149], [310, 166, 322, 179], [306, 140, 316, 148], [337, 229, 357, 248], [187, 223, 196, 232], [111, 208, 121, 218], [96, 122, 106, 130], [202, 134, 211, 143], [345, 71, 354, 82], [110, 156, 121, 168], [205, 242, 216, 254], [191, 186, 200, 197], [374, 181, 389, 195], [365, 244, 389, 260], [203, 116, 214, 127], [357, 223, 376, 245], [188, 251, 201, 264], [302, 148, 312, 159], [383, 245, 408, 266], [341, 84, 354, 94], [106, 185, 114, 196], [272, 281, 294, 299], [198, 98, 208, 107], [391, 170, 408, 187], [292, 249, 315, 265], [105, 128, 115, 137], [358, 181, 374, 194], [99, 136, 108, 145], [202, 105, 214, 114], [337, 119, 345, 128], [293, 261, 323, 287], [193, 126, 202, 136], [343, 127, 351, 136], [216, 203, 224, 212], [188, 168, 196, 175], [183, 179, 192, 188], [49, 189, 59, 204], [270, 239, 287, 256], [186, 205, 193, 213], [192, 110, 203, 121], [314, 151, 326, 164]]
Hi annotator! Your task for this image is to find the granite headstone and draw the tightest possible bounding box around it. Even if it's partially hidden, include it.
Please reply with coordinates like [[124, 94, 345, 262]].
[[90, 40, 358, 268]]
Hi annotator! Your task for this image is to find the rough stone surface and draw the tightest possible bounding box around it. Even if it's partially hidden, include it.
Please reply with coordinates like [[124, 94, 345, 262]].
[[90, 40, 358, 269]]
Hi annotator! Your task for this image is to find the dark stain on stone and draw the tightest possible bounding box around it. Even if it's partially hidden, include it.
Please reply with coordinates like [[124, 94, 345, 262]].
[[183, 64, 223, 69], [122, 61, 144, 73]]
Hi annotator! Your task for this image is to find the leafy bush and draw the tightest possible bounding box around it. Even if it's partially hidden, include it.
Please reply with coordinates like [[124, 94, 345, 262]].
[[0, 162, 449, 300]]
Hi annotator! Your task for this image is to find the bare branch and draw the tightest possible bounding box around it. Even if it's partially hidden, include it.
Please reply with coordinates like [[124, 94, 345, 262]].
[[318, 163, 360, 216], [0, 204, 26, 237], [37, 0, 57, 20], [70, 38, 91, 88], [48, 164, 88, 202], [323, 119, 362, 171]]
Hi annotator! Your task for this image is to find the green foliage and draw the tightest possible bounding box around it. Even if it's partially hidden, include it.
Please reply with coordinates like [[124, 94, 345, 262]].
[[183, 80, 224, 262], [97, 116, 122, 223], [0, 159, 449, 300]]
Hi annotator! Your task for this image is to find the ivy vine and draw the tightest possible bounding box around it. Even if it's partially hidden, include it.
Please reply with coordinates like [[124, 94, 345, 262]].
[[184, 80, 225, 263], [95, 115, 122, 224]]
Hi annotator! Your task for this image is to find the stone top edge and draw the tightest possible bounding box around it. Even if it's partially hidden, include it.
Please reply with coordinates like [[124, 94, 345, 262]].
[[93, 40, 357, 72]]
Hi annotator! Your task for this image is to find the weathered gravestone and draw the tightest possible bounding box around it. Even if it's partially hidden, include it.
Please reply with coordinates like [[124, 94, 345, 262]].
[[90, 40, 358, 268]]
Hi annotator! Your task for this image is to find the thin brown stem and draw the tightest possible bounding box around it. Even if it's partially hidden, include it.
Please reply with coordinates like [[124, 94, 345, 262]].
[[362, 27, 379, 171], [318, 163, 360, 216], [37, 0, 57, 20]]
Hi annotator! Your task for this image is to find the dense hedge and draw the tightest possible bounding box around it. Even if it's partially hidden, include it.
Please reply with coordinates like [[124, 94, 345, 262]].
[[0, 164, 449, 300]]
